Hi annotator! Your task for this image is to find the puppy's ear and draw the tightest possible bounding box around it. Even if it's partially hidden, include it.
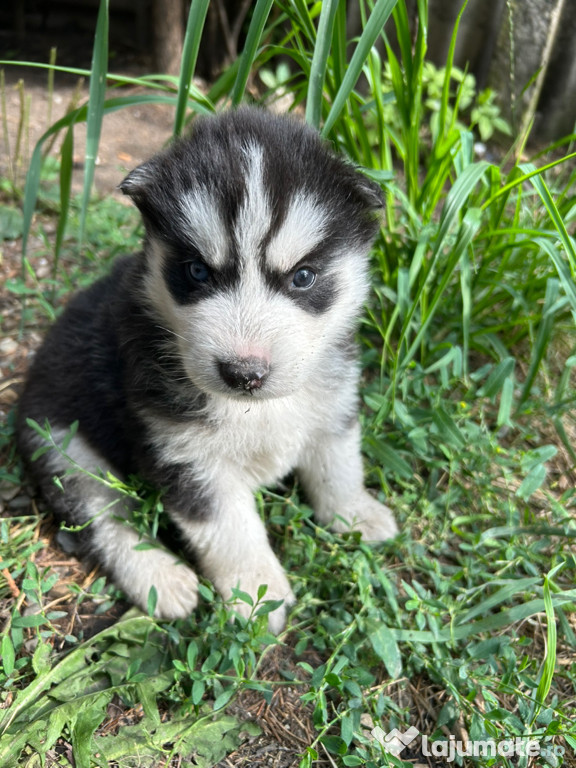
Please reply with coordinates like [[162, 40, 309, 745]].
[[354, 171, 385, 212], [118, 159, 159, 201]]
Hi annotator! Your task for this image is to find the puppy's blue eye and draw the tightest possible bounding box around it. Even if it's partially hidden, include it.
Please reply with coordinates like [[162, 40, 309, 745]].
[[186, 260, 210, 284], [292, 267, 316, 289]]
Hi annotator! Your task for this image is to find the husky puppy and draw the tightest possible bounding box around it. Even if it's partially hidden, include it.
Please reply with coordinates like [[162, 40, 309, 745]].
[[18, 108, 397, 632]]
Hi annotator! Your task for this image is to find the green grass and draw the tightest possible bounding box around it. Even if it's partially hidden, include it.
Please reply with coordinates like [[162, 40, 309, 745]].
[[1, 0, 576, 765]]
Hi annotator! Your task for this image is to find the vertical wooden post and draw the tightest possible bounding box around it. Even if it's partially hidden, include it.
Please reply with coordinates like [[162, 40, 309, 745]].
[[152, 0, 185, 76]]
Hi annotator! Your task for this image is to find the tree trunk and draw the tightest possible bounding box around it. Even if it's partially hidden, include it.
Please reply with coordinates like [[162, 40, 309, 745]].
[[152, 0, 184, 77]]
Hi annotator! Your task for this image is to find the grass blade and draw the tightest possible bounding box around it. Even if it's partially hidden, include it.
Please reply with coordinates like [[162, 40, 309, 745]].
[[305, 0, 339, 129], [398, 206, 484, 374], [364, 436, 413, 479], [456, 577, 541, 625], [535, 237, 576, 316], [526, 165, 576, 276], [322, 0, 398, 138], [52, 124, 74, 295], [531, 568, 560, 723], [78, 0, 109, 243], [231, 0, 276, 106], [20, 142, 43, 263], [497, 374, 515, 427], [436, 0, 468, 142], [478, 357, 515, 399], [481, 149, 576, 211], [518, 278, 560, 406], [174, 0, 212, 137]]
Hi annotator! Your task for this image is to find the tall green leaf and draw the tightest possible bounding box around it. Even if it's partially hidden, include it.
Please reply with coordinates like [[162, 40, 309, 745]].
[[305, 0, 339, 129], [322, 0, 398, 137], [53, 124, 74, 294], [79, 0, 109, 243], [231, 0, 276, 106], [174, 0, 212, 137]]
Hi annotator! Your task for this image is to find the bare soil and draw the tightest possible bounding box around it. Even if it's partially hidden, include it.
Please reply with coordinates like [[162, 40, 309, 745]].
[[1, 66, 175, 197]]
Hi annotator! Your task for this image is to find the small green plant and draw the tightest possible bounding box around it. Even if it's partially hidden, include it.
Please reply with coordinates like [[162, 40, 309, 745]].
[[416, 61, 512, 142]]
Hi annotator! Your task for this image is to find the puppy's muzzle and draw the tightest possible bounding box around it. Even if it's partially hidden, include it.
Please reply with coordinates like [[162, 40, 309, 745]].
[[218, 357, 270, 393]]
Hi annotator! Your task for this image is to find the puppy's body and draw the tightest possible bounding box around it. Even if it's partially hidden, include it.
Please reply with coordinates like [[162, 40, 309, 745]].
[[18, 109, 397, 631]]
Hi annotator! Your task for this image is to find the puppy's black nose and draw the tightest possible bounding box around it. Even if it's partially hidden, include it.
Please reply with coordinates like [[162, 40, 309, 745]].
[[218, 357, 270, 392]]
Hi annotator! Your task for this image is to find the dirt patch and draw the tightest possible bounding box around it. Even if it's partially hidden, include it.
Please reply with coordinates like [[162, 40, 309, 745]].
[[1, 65, 175, 198], [1, 5, 175, 194]]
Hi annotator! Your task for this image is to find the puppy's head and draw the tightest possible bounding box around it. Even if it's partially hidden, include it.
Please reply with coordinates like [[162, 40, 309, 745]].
[[120, 108, 383, 400]]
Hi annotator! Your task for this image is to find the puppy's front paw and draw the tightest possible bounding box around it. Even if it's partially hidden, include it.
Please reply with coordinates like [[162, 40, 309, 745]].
[[331, 491, 398, 543], [213, 552, 295, 634], [119, 548, 199, 620]]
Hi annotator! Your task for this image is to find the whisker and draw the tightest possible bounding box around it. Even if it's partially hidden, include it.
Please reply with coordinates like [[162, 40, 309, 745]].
[[155, 324, 190, 343]]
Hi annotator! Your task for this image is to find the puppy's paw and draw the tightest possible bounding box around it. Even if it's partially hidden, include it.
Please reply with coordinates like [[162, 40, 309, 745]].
[[331, 491, 398, 543], [214, 551, 295, 634], [119, 548, 199, 620]]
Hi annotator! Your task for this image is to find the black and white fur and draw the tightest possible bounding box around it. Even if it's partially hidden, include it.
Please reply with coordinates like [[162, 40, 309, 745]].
[[18, 108, 397, 632]]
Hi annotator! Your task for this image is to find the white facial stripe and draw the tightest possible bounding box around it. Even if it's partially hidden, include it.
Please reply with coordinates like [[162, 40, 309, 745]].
[[266, 192, 329, 273], [234, 143, 272, 262], [179, 188, 228, 268]]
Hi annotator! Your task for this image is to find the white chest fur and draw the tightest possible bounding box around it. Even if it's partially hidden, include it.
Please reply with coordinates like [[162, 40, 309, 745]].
[[146, 391, 321, 487]]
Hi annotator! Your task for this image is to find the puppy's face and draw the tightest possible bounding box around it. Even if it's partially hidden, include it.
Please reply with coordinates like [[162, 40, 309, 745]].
[[121, 110, 383, 400]]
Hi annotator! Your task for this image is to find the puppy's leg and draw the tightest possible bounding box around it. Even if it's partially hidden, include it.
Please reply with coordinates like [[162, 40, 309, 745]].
[[298, 421, 398, 542], [27, 429, 199, 620], [168, 475, 294, 633]]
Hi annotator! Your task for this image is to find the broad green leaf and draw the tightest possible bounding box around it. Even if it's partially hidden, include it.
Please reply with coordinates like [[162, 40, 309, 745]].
[[477, 357, 515, 399], [320, 734, 348, 756], [368, 622, 402, 678], [364, 436, 412, 479], [71, 700, 110, 768], [213, 686, 236, 711], [0, 206, 23, 239], [432, 406, 465, 448], [186, 641, 198, 671], [520, 446, 558, 473], [1, 636, 15, 677], [192, 678, 206, 705], [230, 587, 253, 607], [516, 463, 547, 500], [32, 642, 51, 676], [147, 585, 158, 618]]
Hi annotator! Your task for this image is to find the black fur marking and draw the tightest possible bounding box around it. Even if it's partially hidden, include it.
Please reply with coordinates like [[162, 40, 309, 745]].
[[262, 232, 352, 314], [146, 461, 214, 523], [162, 242, 241, 305], [264, 264, 339, 315]]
